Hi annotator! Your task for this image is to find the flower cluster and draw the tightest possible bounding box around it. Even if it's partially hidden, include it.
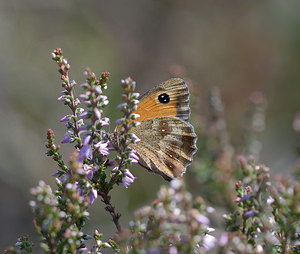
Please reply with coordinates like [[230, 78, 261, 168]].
[[116, 179, 216, 253], [29, 180, 90, 252], [220, 156, 300, 253]]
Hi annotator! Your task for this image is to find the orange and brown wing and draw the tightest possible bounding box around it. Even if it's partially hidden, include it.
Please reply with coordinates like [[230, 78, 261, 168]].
[[134, 78, 190, 122]]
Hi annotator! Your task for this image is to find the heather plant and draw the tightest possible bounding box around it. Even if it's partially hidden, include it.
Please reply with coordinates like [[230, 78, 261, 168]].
[[5, 49, 300, 253]]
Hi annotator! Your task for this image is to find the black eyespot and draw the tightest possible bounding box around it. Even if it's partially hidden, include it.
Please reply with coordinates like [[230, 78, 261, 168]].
[[158, 93, 170, 104]]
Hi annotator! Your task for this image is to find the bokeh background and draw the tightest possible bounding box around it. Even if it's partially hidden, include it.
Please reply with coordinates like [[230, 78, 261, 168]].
[[1, 0, 300, 251]]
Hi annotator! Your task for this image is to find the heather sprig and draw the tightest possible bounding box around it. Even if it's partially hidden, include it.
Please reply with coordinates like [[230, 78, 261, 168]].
[[110, 77, 140, 187], [50, 49, 141, 232], [270, 178, 300, 253], [96, 77, 140, 232], [5, 236, 34, 254], [224, 156, 273, 237], [52, 48, 83, 148]]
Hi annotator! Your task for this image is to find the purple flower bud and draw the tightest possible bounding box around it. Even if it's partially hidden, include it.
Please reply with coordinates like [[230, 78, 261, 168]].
[[267, 196, 275, 205], [111, 166, 118, 172], [102, 100, 109, 105], [129, 158, 138, 164], [60, 115, 70, 122], [52, 171, 60, 177], [99, 117, 110, 126], [132, 99, 139, 104], [61, 131, 73, 143], [207, 206, 216, 213], [99, 95, 108, 101], [124, 169, 135, 180], [94, 108, 101, 120], [79, 93, 89, 99], [148, 248, 161, 254], [129, 152, 139, 164], [83, 135, 91, 146], [243, 210, 255, 218], [203, 234, 216, 251], [79, 124, 89, 131], [241, 194, 252, 202], [70, 80, 76, 87], [219, 232, 228, 247], [168, 246, 178, 254], [195, 214, 210, 225], [79, 111, 89, 118], [95, 86, 102, 95], [117, 102, 126, 109], [131, 122, 141, 129], [107, 160, 115, 167], [131, 81, 136, 89], [78, 145, 93, 162], [207, 227, 215, 233], [170, 178, 182, 190], [130, 113, 140, 120], [83, 164, 94, 179], [57, 95, 65, 102], [60, 175, 68, 183], [115, 117, 126, 124]]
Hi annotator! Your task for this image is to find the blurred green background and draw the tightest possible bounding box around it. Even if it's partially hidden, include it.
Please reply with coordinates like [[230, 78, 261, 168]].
[[1, 0, 300, 251]]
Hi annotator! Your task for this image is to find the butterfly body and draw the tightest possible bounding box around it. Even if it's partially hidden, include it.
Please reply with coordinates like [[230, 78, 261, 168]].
[[110, 78, 197, 181]]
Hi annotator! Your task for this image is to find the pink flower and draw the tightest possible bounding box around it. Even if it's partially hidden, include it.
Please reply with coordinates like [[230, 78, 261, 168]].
[[83, 164, 94, 179], [99, 117, 109, 126], [219, 232, 228, 247], [195, 214, 210, 225], [203, 233, 216, 251], [120, 169, 135, 188], [78, 135, 93, 162], [95, 141, 109, 156], [168, 246, 178, 254], [89, 189, 98, 205], [130, 133, 140, 143], [129, 150, 139, 164]]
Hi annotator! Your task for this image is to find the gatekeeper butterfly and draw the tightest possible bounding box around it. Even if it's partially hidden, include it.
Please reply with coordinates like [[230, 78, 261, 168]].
[[109, 78, 197, 181]]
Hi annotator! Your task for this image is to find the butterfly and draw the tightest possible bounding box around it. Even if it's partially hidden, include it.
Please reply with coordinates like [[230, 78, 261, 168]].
[[109, 78, 197, 181]]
